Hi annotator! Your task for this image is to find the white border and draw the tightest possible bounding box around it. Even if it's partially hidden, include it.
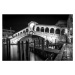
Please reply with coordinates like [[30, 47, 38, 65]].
[[0, 0, 75, 75]]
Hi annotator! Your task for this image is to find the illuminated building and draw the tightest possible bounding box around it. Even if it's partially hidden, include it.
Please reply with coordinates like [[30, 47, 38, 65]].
[[67, 15, 73, 43], [3, 28, 15, 43]]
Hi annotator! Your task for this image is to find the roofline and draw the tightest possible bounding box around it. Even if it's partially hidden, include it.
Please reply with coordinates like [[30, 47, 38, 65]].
[[3, 29, 15, 32], [36, 24, 61, 28]]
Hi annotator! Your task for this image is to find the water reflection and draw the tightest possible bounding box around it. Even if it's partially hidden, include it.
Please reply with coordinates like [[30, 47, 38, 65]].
[[10, 45, 18, 60], [30, 52, 42, 61], [10, 35, 42, 61], [10, 45, 42, 61]]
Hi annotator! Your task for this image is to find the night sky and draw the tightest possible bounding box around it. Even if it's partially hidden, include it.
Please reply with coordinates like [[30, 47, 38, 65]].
[[3, 14, 69, 32]]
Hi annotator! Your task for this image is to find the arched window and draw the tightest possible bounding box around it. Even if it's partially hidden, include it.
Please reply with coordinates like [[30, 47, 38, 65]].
[[61, 29, 65, 35], [26, 29, 28, 32], [41, 27, 44, 32], [45, 27, 49, 33], [36, 27, 40, 31], [55, 29, 60, 34], [50, 28, 54, 33]]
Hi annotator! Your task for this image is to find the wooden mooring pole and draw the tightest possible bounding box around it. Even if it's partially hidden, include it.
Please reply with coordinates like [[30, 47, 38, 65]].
[[23, 41, 26, 60], [18, 41, 21, 60], [42, 39, 44, 50], [26, 40, 30, 61], [6, 39, 11, 60], [21, 41, 24, 60], [18, 41, 25, 60]]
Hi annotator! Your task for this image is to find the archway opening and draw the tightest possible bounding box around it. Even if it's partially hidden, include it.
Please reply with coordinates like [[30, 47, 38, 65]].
[[41, 27, 44, 32], [55, 29, 60, 34], [36, 27, 40, 31], [50, 28, 54, 33], [45, 27, 49, 33]]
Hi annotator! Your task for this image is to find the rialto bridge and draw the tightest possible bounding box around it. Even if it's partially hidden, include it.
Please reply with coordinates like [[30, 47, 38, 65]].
[[9, 21, 68, 44]]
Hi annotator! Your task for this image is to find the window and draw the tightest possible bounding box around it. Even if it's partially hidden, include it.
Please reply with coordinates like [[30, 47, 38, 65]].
[[50, 28, 54, 33], [36, 27, 40, 31], [45, 27, 49, 33], [41, 27, 44, 32], [61, 29, 65, 35], [56, 29, 60, 34]]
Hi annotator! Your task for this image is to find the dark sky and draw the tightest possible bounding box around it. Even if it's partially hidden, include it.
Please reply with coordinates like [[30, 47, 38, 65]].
[[3, 14, 69, 32]]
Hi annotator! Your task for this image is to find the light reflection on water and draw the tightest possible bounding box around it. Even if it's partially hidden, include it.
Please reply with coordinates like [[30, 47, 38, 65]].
[[10, 45, 18, 60], [30, 52, 35, 61], [10, 45, 42, 61], [30, 52, 42, 61]]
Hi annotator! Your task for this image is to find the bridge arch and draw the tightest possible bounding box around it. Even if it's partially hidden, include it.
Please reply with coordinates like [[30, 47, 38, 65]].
[[36, 27, 40, 31], [55, 28, 60, 34], [50, 28, 54, 33], [41, 27, 44, 32], [26, 28, 29, 32], [23, 30, 26, 33], [10, 21, 68, 44], [45, 27, 49, 33], [20, 32, 22, 34]]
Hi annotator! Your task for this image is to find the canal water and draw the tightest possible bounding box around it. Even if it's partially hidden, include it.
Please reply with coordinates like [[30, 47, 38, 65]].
[[10, 36, 44, 60], [10, 45, 42, 61], [10, 45, 18, 60]]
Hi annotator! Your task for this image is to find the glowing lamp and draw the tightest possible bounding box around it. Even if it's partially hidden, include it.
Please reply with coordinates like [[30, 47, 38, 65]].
[[65, 29, 68, 34]]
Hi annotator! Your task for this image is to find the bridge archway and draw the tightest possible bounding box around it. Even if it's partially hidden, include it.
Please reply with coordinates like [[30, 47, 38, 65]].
[[55, 29, 60, 34], [36, 27, 40, 32], [45, 27, 49, 33], [41, 27, 44, 32], [50, 28, 54, 33]]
